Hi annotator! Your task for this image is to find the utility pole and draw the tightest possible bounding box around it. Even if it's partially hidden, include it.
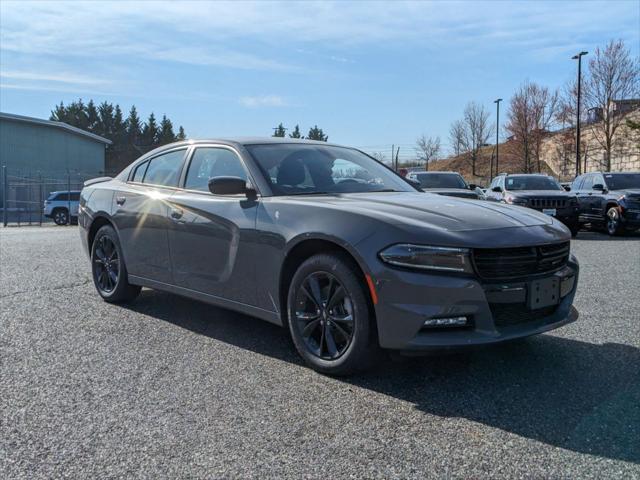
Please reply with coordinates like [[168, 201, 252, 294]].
[[493, 98, 502, 177], [572, 51, 588, 176]]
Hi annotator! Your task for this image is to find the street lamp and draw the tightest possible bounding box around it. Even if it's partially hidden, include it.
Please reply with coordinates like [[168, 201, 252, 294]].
[[493, 98, 502, 178], [572, 51, 588, 176]]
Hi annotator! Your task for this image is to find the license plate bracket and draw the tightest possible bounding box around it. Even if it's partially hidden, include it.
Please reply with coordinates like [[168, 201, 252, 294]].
[[528, 277, 560, 310], [542, 208, 556, 216]]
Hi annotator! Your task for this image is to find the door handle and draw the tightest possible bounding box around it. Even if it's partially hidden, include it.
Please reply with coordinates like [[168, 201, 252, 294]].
[[170, 207, 183, 220], [116, 196, 126, 205]]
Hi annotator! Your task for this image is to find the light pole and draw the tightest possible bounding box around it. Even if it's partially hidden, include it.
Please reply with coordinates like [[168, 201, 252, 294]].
[[572, 51, 588, 176], [493, 98, 502, 178]]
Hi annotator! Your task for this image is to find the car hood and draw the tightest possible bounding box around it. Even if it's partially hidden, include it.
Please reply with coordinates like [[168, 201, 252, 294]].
[[507, 190, 573, 198], [615, 188, 640, 197], [422, 188, 479, 198], [282, 192, 554, 232]]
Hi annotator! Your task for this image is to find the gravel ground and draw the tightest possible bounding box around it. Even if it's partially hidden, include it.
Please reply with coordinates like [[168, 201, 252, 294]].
[[1, 226, 639, 479]]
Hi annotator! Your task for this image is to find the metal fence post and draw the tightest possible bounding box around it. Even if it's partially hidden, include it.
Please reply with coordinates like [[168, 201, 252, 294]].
[[39, 173, 43, 226], [2, 166, 7, 227], [67, 172, 71, 227]]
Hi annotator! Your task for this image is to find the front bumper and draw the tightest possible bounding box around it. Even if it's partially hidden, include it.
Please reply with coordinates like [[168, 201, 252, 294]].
[[621, 208, 640, 228], [372, 255, 579, 351]]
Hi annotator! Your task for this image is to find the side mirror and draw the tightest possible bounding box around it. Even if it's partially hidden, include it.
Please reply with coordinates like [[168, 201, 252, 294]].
[[208, 176, 253, 196], [492, 186, 503, 193], [563, 185, 571, 191], [592, 183, 604, 191], [407, 178, 421, 189], [468, 183, 477, 190]]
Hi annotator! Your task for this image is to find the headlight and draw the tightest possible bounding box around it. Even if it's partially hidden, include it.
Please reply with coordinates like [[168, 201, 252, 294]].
[[379, 244, 473, 273], [505, 195, 528, 206], [618, 194, 626, 201]]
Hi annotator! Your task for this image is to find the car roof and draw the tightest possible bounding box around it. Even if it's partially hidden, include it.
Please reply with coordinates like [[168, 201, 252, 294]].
[[412, 171, 459, 175], [150, 137, 347, 150], [50, 190, 81, 194]]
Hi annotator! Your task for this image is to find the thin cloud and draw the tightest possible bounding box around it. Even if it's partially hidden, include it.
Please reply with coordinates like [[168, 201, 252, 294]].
[[0, 70, 108, 86], [239, 95, 288, 108]]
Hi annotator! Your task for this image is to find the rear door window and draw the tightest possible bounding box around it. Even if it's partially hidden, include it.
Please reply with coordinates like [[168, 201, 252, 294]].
[[70, 192, 80, 201], [54, 193, 68, 201], [142, 149, 187, 187]]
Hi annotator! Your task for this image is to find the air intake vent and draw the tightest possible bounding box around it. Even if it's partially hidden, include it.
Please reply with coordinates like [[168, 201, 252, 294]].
[[473, 242, 570, 280]]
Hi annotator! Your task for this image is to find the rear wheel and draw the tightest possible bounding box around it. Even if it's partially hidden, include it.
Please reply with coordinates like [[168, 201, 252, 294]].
[[91, 225, 141, 303], [606, 207, 625, 236], [287, 253, 379, 375], [52, 208, 69, 225]]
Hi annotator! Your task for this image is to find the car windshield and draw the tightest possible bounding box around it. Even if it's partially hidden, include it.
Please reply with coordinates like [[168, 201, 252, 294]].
[[505, 176, 563, 191], [604, 173, 640, 190], [245, 144, 415, 195], [414, 173, 467, 189]]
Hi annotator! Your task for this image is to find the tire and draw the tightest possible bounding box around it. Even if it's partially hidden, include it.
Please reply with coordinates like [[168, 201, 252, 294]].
[[286, 253, 380, 375], [606, 207, 625, 236], [52, 208, 69, 225], [91, 224, 141, 303], [569, 224, 580, 238]]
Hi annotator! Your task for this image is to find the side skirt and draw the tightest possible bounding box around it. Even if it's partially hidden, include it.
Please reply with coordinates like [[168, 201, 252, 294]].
[[128, 275, 283, 326]]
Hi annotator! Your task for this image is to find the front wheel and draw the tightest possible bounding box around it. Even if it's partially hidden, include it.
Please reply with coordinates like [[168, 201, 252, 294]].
[[52, 208, 69, 225], [287, 253, 379, 375], [606, 207, 625, 236], [91, 225, 141, 303]]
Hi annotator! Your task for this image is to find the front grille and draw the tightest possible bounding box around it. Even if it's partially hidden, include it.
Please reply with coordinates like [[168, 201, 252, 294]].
[[490, 304, 557, 327], [473, 242, 570, 280], [529, 198, 568, 209]]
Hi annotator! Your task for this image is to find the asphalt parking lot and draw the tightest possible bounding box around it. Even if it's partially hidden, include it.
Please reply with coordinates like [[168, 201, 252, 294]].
[[1, 226, 639, 478]]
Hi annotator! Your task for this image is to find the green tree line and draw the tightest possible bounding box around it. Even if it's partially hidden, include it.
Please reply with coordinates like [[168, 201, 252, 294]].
[[50, 99, 186, 173], [272, 123, 328, 141]]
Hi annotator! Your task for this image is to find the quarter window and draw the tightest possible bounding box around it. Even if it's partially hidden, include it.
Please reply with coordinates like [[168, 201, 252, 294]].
[[142, 149, 186, 187], [184, 148, 247, 192], [132, 160, 149, 183]]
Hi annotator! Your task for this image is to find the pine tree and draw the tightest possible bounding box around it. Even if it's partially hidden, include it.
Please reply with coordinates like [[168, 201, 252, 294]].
[[125, 105, 142, 145], [97, 101, 115, 140], [272, 123, 286, 137], [113, 105, 126, 145], [141, 113, 159, 146], [50, 102, 67, 122], [157, 114, 176, 145], [86, 100, 99, 133], [66, 99, 88, 130], [307, 125, 328, 141], [289, 124, 302, 138], [176, 126, 186, 140]]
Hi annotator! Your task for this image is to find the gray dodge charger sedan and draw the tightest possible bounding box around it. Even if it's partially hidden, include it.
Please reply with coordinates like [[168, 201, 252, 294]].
[[79, 138, 579, 375]]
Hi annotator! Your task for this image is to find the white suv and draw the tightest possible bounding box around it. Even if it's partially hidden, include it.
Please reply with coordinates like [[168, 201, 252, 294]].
[[44, 191, 80, 225]]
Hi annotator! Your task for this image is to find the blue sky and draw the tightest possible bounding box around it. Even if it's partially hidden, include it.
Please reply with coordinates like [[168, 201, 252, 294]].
[[1, 0, 638, 158]]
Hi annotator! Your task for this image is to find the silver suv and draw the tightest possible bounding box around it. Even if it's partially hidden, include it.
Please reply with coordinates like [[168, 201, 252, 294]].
[[44, 190, 80, 225]]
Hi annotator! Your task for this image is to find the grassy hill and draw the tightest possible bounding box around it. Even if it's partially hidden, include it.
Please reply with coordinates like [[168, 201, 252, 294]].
[[426, 141, 555, 187]]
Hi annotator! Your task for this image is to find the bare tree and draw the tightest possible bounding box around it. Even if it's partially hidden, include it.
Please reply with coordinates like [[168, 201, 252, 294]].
[[584, 39, 639, 171], [459, 102, 492, 176], [415, 135, 441, 170], [506, 81, 559, 173], [370, 151, 387, 164], [448, 120, 465, 157]]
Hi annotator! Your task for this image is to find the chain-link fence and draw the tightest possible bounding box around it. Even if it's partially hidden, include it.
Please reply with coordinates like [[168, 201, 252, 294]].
[[1, 166, 104, 226]]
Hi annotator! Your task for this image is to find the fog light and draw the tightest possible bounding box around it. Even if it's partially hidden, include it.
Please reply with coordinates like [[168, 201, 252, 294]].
[[423, 316, 468, 327]]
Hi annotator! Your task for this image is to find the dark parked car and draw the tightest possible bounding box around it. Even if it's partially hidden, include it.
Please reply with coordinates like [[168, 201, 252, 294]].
[[486, 173, 580, 237], [407, 171, 482, 199], [571, 171, 640, 235], [79, 139, 579, 375]]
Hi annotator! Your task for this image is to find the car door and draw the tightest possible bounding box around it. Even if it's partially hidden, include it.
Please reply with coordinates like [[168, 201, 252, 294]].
[[167, 145, 259, 305], [112, 147, 188, 283], [589, 173, 607, 218], [576, 174, 596, 221]]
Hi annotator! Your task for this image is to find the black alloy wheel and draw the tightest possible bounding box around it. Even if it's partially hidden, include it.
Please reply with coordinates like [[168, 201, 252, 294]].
[[93, 234, 120, 293], [287, 253, 379, 375], [91, 225, 141, 303], [294, 272, 354, 360], [53, 209, 69, 225], [606, 207, 624, 236]]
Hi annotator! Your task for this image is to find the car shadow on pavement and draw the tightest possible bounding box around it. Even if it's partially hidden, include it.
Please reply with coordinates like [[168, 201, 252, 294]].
[[125, 290, 640, 465]]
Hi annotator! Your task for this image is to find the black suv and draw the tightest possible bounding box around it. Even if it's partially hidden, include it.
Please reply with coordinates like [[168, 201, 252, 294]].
[[486, 174, 580, 237], [571, 171, 640, 235], [407, 171, 483, 199]]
